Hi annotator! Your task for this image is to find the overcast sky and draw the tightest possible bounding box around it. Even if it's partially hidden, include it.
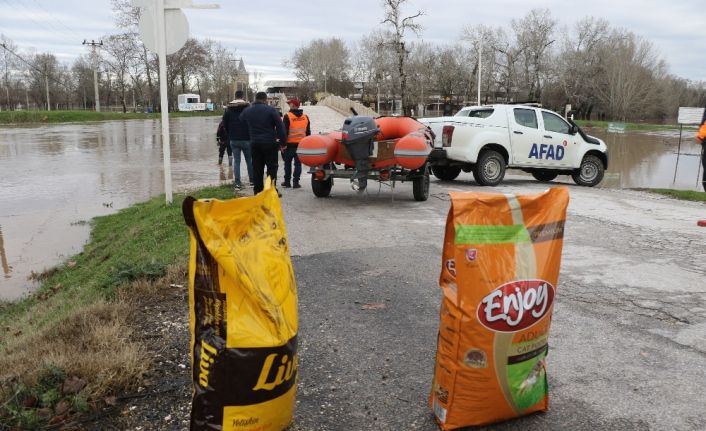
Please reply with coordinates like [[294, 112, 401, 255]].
[[0, 0, 704, 83]]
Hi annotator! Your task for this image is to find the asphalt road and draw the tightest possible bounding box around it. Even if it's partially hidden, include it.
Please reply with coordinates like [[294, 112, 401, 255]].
[[278, 173, 706, 431]]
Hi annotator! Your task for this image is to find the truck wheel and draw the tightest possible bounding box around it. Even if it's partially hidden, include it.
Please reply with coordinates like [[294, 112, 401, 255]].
[[431, 165, 461, 181], [571, 155, 604, 187], [311, 175, 333, 197], [531, 170, 558, 182], [413, 165, 430, 201], [473, 150, 505, 186]]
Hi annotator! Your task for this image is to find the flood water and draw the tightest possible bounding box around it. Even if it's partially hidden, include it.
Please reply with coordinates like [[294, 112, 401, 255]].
[[589, 128, 703, 191], [0, 117, 230, 300], [0, 118, 702, 300]]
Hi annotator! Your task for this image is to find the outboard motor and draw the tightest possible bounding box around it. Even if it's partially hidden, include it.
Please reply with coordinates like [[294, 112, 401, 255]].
[[341, 116, 378, 191]]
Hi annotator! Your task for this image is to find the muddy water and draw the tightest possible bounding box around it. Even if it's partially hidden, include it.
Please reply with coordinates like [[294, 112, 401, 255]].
[[0, 119, 702, 300], [0, 117, 230, 300], [591, 128, 704, 191]]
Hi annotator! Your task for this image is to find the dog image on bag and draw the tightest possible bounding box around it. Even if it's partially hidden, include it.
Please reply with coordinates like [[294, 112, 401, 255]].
[[430, 188, 569, 429]]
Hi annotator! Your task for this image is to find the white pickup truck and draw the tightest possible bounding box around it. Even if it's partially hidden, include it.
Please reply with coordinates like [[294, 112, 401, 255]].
[[418, 104, 608, 186]]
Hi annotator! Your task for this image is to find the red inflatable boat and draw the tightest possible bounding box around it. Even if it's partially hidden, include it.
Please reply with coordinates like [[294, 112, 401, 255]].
[[297, 116, 434, 201]]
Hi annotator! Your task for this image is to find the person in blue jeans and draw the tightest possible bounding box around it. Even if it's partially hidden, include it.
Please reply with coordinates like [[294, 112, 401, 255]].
[[281, 98, 311, 188], [240, 92, 287, 195], [222, 91, 253, 190]]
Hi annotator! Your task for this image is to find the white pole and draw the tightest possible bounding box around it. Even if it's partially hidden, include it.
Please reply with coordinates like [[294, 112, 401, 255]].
[[477, 39, 482, 106], [45, 69, 51, 111], [93, 48, 101, 112], [156, 0, 173, 204]]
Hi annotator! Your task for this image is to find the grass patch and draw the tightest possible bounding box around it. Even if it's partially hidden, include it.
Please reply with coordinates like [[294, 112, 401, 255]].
[[0, 301, 144, 427], [575, 119, 694, 132], [0, 184, 236, 428], [0, 109, 221, 125], [638, 188, 706, 202]]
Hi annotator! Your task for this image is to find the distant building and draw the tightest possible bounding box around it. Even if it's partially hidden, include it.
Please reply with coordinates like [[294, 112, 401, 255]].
[[264, 80, 298, 96], [233, 58, 249, 97]]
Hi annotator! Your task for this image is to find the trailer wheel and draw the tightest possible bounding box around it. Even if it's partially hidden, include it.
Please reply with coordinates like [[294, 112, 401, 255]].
[[473, 149, 505, 186], [413, 165, 430, 201], [312, 175, 333, 197], [571, 155, 604, 187], [431, 165, 461, 181]]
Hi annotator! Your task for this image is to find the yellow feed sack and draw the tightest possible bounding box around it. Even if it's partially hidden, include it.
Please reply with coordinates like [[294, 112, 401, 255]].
[[183, 181, 298, 431]]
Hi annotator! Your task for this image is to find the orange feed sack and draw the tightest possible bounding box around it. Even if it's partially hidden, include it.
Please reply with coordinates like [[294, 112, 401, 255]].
[[429, 188, 569, 429]]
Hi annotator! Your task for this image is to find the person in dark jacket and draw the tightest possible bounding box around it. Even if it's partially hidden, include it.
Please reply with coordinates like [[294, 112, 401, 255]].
[[222, 91, 252, 190], [281, 98, 311, 188], [240, 91, 286, 195], [216, 119, 231, 165]]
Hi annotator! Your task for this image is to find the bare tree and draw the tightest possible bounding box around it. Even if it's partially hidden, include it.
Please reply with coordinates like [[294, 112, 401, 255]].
[[462, 24, 498, 104], [512, 9, 556, 101], [162, 38, 208, 108], [591, 30, 661, 121], [0, 34, 19, 110], [553, 17, 609, 119], [380, 0, 423, 115], [28, 53, 60, 109], [351, 30, 396, 111], [110, 0, 156, 108], [492, 28, 527, 103], [288, 38, 352, 101], [432, 45, 468, 101], [203, 40, 238, 106], [110, 0, 140, 29], [405, 41, 436, 114], [250, 70, 264, 93], [103, 33, 138, 112], [71, 55, 94, 109]]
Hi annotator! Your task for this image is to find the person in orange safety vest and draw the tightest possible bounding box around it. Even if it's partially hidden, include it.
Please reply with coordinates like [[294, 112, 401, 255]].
[[281, 98, 311, 189], [697, 105, 706, 193]]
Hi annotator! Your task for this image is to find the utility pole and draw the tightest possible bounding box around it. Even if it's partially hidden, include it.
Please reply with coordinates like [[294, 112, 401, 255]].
[[83, 40, 102, 112], [44, 63, 50, 111], [477, 39, 482, 106]]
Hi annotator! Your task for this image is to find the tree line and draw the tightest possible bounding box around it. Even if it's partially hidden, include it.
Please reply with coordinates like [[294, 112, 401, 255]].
[[1, 1, 704, 121], [289, 4, 706, 122], [0, 0, 252, 113]]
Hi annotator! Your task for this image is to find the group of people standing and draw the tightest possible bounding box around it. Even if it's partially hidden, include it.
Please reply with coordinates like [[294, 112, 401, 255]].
[[217, 91, 311, 195]]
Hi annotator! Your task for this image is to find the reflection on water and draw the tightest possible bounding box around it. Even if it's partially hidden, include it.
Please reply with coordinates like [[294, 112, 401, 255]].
[[0, 117, 233, 300], [0, 225, 10, 278], [219, 164, 233, 182]]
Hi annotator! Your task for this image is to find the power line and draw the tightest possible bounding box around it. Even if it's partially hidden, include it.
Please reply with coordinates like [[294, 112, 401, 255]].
[[0, 0, 80, 44], [0, 42, 74, 92], [1, 0, 61, 38], [30, 0, 84, 40]]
